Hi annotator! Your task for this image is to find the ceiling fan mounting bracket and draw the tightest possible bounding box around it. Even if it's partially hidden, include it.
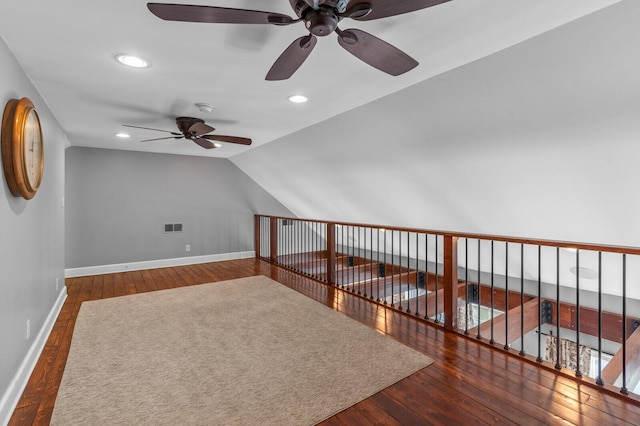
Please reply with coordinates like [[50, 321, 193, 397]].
[[291, 0, 347, 17]]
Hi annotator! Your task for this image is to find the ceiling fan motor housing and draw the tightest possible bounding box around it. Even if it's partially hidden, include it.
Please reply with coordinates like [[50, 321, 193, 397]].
[[291, 0, 348, 36], [305, 9, 339, 36], [175, 117, 204, 135]]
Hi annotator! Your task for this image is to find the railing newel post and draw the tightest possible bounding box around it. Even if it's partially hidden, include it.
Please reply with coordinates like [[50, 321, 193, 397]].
[[270, 216, 278, 265], [254, 215, 261, 259], [443, 234, 458, 331], [327, 222, 336, 285]]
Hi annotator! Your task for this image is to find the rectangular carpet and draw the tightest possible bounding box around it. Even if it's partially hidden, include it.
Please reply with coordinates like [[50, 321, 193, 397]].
[[51, 275, 434, 425]]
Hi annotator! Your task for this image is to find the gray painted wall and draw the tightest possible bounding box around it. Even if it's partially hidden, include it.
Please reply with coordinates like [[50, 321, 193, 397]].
[[65, 147, 292, 268], [0, 39, 65, 412], [231, 1, 640, 248]]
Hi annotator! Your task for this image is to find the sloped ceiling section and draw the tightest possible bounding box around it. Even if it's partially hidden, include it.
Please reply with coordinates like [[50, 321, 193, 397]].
[[0, 0, 622, 159], [232, 1, 640, 247]]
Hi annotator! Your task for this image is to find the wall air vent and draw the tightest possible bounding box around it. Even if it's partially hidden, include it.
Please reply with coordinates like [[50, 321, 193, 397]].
[[164, 223, 184, 233]]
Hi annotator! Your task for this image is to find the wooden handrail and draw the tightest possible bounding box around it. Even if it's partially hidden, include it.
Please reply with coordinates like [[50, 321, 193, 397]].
[[255, 214, 640, 255]]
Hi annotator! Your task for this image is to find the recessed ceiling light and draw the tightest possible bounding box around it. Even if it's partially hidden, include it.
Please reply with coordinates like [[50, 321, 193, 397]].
[[288, 95, 308, 104], [115, 132, 130, 138], [115, 54, 150, 68]]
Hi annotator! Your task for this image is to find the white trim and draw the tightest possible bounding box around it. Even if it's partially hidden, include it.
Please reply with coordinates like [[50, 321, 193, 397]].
[[0, 287, 67, 426], [64, 251, 256, 278]]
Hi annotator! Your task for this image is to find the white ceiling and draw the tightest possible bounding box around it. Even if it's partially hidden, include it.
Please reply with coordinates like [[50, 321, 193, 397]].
[[0, 0, 623, 158]]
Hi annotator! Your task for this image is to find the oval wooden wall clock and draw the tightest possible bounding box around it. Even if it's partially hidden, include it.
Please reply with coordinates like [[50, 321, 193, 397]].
[[2, 97, 44, 200]]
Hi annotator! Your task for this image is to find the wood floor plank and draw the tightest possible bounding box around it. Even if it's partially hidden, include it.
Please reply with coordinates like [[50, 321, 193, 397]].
[[9, 258, 640, 426]]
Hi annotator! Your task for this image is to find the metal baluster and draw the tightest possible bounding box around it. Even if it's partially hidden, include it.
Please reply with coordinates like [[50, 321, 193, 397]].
[[490, 241, 495, 344], [519, 243, 525, 356], [425, 233, 429, 320], [293, 219, 296, 271], [357, 226, 362, 295], [309, 221, 312, 275], [352, 226, 356, 292], [415, 232, 420, 316], [504, 242, 509, 350], [278, 217, 280, 264], [406, 231, 411, 314], [309, 221, 312, 274], [435, 235, 439, 323], [364, 227, 369, 298], [477, 239, 481, 339], [555, 247, 561, 370], [308, 221, 311, 275], [377, 228, 381, 302], [341, 225, 344, 288], [317, 222, 320, 279], [370, 227, 374, 299], [320, 222, 323, 280], [575, 249, 582, 377], [391, 230, 395, 308], [297, 219, 300, 271], [287, 219, 297, 269], [621, 254, 628, 394], [383, 230, 388, 304], [596, 252, 603, 385], [352, 226, 357, 293], [464, 238, 469, 334], [536, 245, 542, 362], [398, 231, 403, 311]]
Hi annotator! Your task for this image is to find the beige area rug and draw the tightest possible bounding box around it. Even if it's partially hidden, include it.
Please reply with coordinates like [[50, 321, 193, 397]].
[[51, 275, 433, 425]]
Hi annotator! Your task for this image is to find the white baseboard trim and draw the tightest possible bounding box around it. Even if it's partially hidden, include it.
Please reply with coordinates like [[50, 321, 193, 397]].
[[0, 287, 67, 426], [64, 250, 256, 278]]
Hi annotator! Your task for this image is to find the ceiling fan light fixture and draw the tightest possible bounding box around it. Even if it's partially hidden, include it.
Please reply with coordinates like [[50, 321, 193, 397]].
[[115, 54, 150, 68], [288, 94, 308, 103]]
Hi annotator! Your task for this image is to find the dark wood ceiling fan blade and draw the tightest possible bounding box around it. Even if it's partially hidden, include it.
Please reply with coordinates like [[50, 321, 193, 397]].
[[266, 34, 317, 81], [188, 122, 215, 136], [140, 136, 183, 142], [349, 0, 452, 21], [147, 3, 296, 25], [337, 28, 418, 76], [192, 138, 217, 149], [202, 134, 252, 145], [122, 124, 181, 135]]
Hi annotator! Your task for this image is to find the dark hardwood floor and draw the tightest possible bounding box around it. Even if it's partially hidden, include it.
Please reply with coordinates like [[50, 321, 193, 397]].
[[9, 258, 640, 425]]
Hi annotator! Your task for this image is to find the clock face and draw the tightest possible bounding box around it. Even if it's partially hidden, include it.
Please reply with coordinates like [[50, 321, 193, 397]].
[[1, 97, 44, 199], [23, 108, 43, 191]]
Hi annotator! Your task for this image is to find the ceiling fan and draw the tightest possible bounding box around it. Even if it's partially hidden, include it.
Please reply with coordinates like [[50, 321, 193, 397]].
[[123, 117, 252, 149], [147, 0, 452, 80]]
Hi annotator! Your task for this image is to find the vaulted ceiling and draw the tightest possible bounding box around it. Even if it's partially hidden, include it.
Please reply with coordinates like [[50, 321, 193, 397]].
[[0, 0, 623, 158]]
